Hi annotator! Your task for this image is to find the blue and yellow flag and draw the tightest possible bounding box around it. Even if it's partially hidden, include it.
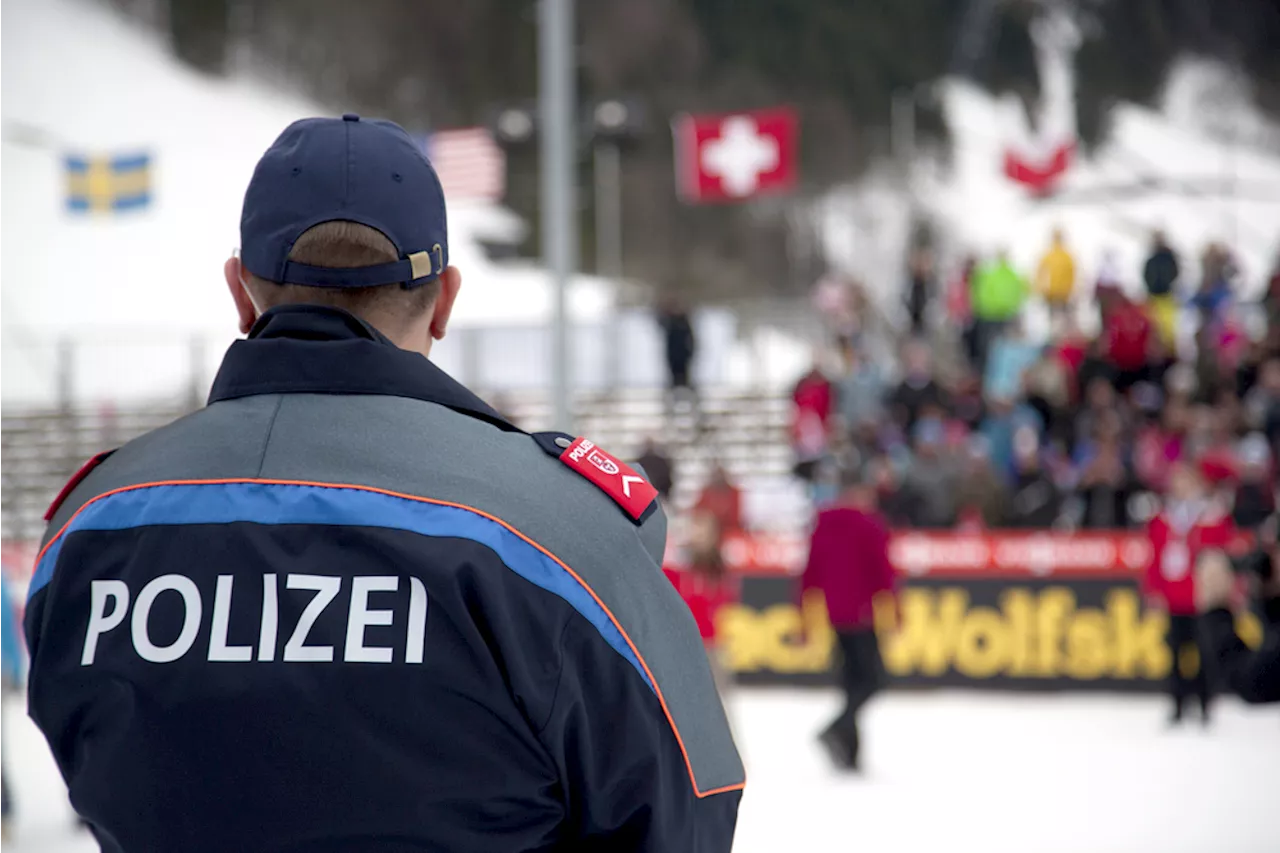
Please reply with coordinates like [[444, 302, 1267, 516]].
[[64, 152, 152, 213]]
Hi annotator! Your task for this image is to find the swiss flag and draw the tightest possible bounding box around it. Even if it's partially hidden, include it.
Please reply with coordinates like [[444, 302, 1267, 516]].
[[673, 106, 799, 203]]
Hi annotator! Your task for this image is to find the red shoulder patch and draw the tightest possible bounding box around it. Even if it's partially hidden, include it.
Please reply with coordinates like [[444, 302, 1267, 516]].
[[44, 450, 115, 521], [559, 437, 658, 522]]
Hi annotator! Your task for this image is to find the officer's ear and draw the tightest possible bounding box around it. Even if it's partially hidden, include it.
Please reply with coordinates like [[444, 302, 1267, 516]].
[[225, 256, 259, 335], [428, 265, 462, 341]]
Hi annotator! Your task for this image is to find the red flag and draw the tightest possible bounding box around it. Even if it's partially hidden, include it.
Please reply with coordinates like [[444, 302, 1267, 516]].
[[673, 107, 799, 203], [1003, 139, 1075, 196]]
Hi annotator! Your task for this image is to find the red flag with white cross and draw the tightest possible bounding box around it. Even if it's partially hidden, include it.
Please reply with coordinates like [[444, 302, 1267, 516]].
[[672, 106, 799, 203]]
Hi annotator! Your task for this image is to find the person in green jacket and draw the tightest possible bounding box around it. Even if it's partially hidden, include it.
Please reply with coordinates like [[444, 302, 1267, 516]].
[[970, 250, 1028, 371]]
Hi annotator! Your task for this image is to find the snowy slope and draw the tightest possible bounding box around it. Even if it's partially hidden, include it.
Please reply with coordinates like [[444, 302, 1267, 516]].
[[932, 66, 1280, 300], [0, 0, 615, 404], [821, 61, 1280, 336]]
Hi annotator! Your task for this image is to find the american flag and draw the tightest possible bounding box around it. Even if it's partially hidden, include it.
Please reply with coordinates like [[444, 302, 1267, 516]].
[[423, 127, 506, 202]]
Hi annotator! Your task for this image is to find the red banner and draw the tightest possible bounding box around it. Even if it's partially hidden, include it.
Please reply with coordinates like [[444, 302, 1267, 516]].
[[666, 530, 1153, 578]]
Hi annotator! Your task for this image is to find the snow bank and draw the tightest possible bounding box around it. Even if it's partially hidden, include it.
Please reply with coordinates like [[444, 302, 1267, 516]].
[[0, 0, 616, 404], [823, 59, 1280, 335]]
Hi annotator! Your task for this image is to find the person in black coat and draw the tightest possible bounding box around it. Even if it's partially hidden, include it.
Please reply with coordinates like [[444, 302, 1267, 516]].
[[636, 437, 675, 503], [1196, 545, 1280, 705], [658, 296, 697, 392], [1007, 429, 1062, 528], [1144, 232, 1181, 349]]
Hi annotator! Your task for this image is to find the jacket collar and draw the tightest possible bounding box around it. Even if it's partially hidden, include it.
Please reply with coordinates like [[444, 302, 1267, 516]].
[[208, 305, 515, 431]]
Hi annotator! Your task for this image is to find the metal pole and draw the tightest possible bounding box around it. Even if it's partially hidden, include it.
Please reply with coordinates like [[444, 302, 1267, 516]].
[[539, 0, 576, 432], [594, 140, 623, 387], [890, 91, 915, 176]]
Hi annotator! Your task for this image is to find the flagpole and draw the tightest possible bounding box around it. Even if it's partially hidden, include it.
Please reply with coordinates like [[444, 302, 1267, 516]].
[[539, 0, 576, 433]]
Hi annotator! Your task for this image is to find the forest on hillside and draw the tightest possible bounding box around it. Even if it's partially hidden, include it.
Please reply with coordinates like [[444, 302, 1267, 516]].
[[114, 0, 1280, 301]]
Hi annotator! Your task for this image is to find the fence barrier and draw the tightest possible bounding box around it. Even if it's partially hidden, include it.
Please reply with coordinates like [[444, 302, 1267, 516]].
[[662, 530, 1264, 691]]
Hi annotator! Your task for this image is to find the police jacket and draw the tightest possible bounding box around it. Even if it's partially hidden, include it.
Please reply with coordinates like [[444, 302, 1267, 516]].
[[25, 305, 744, 852]]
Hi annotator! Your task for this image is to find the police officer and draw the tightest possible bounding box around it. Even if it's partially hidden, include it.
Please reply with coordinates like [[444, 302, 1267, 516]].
[[24, 115, 743, 852]]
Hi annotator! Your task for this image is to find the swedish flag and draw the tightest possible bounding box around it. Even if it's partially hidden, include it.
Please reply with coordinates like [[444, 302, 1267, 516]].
[[65, 152, 152, 213]]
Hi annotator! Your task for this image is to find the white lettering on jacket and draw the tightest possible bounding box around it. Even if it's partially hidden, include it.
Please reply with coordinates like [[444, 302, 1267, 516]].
[[78, 574, 428, 665]]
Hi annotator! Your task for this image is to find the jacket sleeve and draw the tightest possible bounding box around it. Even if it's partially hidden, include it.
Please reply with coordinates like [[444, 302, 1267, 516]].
[[538, 615, 741, 852], [1200, 607, 1280, 704], [872, 519, 897, 596], [801, 513, 828, 599]]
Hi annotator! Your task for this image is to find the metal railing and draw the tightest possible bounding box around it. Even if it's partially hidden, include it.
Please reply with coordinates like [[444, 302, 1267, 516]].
[[1, 385, 797, 548], [1, 308, 814, 410]]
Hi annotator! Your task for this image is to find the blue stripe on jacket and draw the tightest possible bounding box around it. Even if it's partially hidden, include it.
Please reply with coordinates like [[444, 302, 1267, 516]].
[[31, 481, 651, 690]]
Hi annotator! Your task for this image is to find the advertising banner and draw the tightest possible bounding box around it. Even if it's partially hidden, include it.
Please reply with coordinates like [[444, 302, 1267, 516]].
[[671, 531, 1262, 691]]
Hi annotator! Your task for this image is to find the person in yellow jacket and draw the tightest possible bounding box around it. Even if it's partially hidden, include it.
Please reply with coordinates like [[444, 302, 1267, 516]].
[[1036, 227, 1076, 326]]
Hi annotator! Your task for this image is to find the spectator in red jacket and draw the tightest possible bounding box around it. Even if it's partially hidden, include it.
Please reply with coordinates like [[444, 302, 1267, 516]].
[[665, 507, 739, 706], [1143, 461, 1236, 725], [801, 467, 897, 771], [1101, 289, 1153, 391], [694, 463, 743, 536], [791, 364, 834, 484]]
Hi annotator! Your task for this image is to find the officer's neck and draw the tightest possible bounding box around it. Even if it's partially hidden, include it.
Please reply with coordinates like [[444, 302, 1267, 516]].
[[266, 304, 436, 359], [374, 319, 434, 359]]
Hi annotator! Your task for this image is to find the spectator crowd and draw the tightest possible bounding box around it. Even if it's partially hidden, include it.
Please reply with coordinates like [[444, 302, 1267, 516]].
[[792, 231, 1280, 532]]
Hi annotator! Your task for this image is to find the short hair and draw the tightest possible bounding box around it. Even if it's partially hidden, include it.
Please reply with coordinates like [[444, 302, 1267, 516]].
[[247, 220, 440, 324]]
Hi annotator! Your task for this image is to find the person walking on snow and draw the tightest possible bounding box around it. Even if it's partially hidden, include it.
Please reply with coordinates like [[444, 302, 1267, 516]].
[[802, 467, 898, 771]]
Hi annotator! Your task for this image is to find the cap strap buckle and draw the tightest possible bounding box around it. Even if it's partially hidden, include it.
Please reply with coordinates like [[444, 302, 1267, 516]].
[[408, 250, 433, 280]]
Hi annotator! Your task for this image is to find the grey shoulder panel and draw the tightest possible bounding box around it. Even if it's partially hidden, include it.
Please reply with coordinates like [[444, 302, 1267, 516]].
[[40, 395, 283, 548], [621, 459, 668, 566], [258, 394, 743, 794], [37, 391, 742, 794]]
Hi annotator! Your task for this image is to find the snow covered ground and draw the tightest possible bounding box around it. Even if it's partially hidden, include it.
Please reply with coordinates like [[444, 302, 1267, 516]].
[[732, 689, 1278, 853], [4, 688, 1277, 852]]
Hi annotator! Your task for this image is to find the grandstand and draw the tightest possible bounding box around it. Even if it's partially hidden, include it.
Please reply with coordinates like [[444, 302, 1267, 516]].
[[1, 387, 797, 546]]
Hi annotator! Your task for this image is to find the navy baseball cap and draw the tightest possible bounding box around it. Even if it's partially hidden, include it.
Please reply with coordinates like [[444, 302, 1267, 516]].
[[240, 114, 448, 289]]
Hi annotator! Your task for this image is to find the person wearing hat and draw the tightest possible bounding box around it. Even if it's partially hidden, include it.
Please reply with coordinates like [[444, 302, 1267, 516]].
[[23, 116, 742, 851]]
